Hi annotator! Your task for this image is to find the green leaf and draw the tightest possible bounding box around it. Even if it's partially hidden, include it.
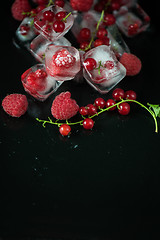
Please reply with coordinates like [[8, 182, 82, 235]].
[[147, 103, 160, 117]]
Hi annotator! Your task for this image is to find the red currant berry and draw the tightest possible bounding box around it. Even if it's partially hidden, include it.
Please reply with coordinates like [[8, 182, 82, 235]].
[[102, 36, 110, 46], [106, 99, 116, 111], [124, 90, 137, 100], [97, 28, 108, 39], [36, 5, 45, 13], [59, 124, 71, 136], [79, 107, 88, 116], [55, 11, 66, 20], [55, 0, 65, 8], [83, 58, 97, 71], [128, 23, 139, 36], [83, 118, 94, 130], [111, 2, 120, 11], [103, 14, 116, 26], [118, 102, 130, 115], [94, 38, 104, 47], [80, 41, 89, 50], [94, 98, 106, 109], [43, 10, 55, 21], [86, 104, 97, 116], [112, 88, 125, 101], [19, 25, 30, 36], [104, 60, 114, 70], [79, 28, 91, 40], [53, 20, 65, 32]]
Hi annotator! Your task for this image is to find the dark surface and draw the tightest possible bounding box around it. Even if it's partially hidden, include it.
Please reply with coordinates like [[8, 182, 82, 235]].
[[1, 1, 160, 239]]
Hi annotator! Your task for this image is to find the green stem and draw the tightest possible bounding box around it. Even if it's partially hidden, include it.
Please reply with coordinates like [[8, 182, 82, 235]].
[[47, 0, 54, 7], [62, 12, 72, 22]]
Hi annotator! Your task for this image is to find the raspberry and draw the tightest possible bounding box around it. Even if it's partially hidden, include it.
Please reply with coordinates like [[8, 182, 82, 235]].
[[119, 52, 142, 76], [52, 49, 75, 68], [11, 0, 31, 21], [51, 91, 79, 120], [2, 94, 28, 117], [70, 0, 93, 12]]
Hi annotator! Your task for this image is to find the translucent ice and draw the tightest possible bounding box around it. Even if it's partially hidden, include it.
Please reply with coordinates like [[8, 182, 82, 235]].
[[21, 64, 63, 101], [82, 45, 126, 93], [34, 5, 74, 41], [45, 45, 81, 81]]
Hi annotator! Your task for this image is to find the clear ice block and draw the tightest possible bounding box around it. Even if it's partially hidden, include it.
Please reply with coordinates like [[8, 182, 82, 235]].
[[34, 5, 74, 41], [29, 34, 71, 62], [14, 17, 36, 48], [82, 45, 126, 94], [21, 64, 63, 101], [45, 45, 81, 81], [115, 4, 150, 37]]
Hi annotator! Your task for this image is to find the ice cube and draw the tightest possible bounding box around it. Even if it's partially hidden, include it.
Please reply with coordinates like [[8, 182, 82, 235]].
[[34, 5, 74, 41], [82, 45, 126, 93], [45, 45, 81, 81], [29, 34, 71, 62], [115, 3, 150, 37], [21, 64, 63, 101]]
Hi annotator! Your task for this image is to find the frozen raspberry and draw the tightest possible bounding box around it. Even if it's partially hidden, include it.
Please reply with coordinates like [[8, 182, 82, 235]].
[[119, 52, 142, 76], [52, 49, 76, 68], [2, 94, 28, 117], [11, 0, 31, 21], [70, 0, 93, 12], [51, 91, 79, 120]]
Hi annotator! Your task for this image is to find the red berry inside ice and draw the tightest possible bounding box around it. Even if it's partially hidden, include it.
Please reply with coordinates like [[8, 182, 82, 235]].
[[59, 124, 71, 136], [25, 69, 47, 93], [103, 13, 116, 26], [43, 10, 55, 21], [104, 60, 114, 70], [52, 49, 76, 68], [128, 23, 139, 36], [19, 25, 30, 35], [83, 58, 97, 71], [118, 102, 130, 115], [55, 11, 66, 20], [53, 20, 65, 32]]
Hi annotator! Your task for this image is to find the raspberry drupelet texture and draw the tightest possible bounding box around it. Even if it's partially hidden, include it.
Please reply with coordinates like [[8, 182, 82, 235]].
[[51, 91, 79, 120], [70, 0, 93, 12], [119, 53, 142, 76], [11, 0, 31, 21], [2, 94, 28, 117]]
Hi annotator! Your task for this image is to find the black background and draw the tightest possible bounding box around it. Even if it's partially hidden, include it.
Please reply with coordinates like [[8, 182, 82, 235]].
[[1, 1, 160, 239]]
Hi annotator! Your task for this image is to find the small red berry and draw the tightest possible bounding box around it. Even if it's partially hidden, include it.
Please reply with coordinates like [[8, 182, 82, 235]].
[[59, 124, 71, 136], [43, 10, 55, 21], [80, 41, 90, 50], [103, 14, 116, 26], [53, 20, 65, 32], [55, 0, 65, 8], [83, 58, 97, 71], [79, 107, 88, 116], [55, 11, 66, 20], [128, 23, 139, 36], [124, 90, 137, 100], [118, 102, 130, 115], [94, 98, 105, 109], [79, 28, 91, 40], [86, 104, 97, 116], [19, 25, 30, 36], [106, 99, 116, 111], [112, 88, 125, 101], [83, 118, 94, 130], [96, 28, 108, 39], [94, 38, 104, 47], [104, 60, 114, 70]]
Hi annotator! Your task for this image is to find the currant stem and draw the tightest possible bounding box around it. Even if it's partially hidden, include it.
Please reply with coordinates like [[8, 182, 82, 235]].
[[47, 0, 54, 7], [62, 12, 72, 22]]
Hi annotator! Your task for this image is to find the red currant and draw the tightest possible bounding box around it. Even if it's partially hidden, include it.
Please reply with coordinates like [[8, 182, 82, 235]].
[[112, 88, 125, 101], [94, 98, 106, 109], [83, 58, 97, 71], [19, 25, 30, 36], [94, 38, 104, 47], [79, 28, 91, 40], [83, 118, 94, 129], [103, 14, 116, 26], [53, 20, 65, 32], [59, 124, 71, 136], [55, 11, 66, 20], [102, 36, 110, 46], [97, 28, 108, 39], [118, 102, 130, 115], [124, 90, 137, 100], [86, 104, 97, 116], [43, 10, 55, 21], [106, 99, 116, 111], [55, 0, 65, 8], [128, 23, 139, 36], [79, 107, 88, 116], [80, 41, 89, 50]]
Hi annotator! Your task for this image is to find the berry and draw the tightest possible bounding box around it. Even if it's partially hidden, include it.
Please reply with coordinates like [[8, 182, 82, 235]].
[[55, 0, 65, 8], [59, 124, 71, 136], [104, 60, 114, 70], [2, 94, 28, 117], [52, 49, 76, 68], [96, 28, 108, 39], [94, 98, 105, 109], [86, 104, 97, 116], [80, 41, 90, 50], [53, 20, 65, 32], [128, 23, 139, 36], [43, 10, 55, 21], [51, 91, 79, 120], [70, 0, 94, 12], [94, 38, 104, 47], [120, 53, 142, 76], [55, 11, 66, 20], [124, 90, 137, 100], [79, 28, 91, 40], [79, 107, 88, 116], [83, 58, 97, 71], [11, 0, 31, 21], [25, 69, 47, 93], [118, 102, 130, 115], [83, 118, 94, 129], [112, 88, 125, 101], [106, 99, 116, 111], [103, 14, 116, 26], [19, 25, 30, 35]]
